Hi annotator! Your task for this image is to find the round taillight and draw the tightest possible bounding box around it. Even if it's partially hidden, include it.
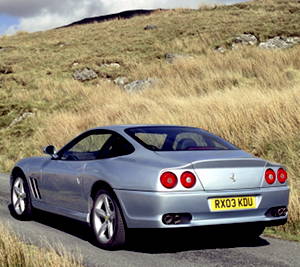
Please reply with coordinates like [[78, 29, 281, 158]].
[[277, 168, 287, 184], [265, 169, 276, 184], [160, 172, 178, 189], [180, 171, 196, 188]]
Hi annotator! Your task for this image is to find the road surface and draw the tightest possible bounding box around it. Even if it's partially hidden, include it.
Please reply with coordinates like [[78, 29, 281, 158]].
[[0, 173, 299, 267]]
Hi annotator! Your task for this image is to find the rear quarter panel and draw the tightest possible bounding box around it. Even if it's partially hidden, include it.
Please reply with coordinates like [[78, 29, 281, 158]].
[[81, 152, 184, 197]]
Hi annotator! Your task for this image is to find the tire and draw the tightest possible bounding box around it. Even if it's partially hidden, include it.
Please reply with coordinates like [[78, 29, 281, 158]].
[[91, 189, 126, 250], [11, 175, 33, 220]]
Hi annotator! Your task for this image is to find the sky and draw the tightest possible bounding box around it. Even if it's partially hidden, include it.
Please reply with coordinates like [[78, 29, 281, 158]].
[[0, 0, 246, 35]]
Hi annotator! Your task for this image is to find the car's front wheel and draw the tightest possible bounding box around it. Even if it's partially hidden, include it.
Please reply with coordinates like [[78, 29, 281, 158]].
[[11, 175, 33, 220], [91, 189, 126, 250]]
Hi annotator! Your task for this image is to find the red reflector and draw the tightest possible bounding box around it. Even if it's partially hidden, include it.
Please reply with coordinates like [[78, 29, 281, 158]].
[[160, 172, 178, 189], [265, 169, 276, 184], [277, 168, 287, 184], [180, 171, 196, 188]]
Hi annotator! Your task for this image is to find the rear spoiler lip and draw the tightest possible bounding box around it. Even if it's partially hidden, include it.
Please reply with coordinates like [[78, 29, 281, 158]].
[[192, 158, 268, 169], [265, 161, 285, 169], [166, 157, 285, 171]]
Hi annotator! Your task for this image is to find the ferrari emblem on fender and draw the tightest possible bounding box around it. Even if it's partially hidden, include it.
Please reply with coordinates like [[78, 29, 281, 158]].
[[230, 173, 236, 183]]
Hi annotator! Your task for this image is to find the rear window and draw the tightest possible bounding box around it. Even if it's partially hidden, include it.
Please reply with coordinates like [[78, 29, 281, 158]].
[[125, 126, 238, 151]]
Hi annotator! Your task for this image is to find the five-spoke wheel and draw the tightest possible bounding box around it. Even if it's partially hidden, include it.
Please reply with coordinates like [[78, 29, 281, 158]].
[[11, 175, 33, 220], [91, 189, 126, 250]]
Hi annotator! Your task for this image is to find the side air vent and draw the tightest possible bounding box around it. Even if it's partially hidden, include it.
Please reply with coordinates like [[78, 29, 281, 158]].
[[29, 177, 41, 199]]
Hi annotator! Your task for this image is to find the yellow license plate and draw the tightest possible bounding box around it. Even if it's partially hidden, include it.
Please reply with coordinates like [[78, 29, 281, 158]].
[[210, 196, 256, 211]]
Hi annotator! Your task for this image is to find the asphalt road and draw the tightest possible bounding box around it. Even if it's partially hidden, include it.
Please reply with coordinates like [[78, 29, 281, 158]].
[[0, 173, 299, 267]]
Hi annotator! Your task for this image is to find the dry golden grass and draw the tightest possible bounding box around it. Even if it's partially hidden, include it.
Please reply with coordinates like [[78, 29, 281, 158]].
[[0, 224, 83, 267], [33, 52, 300, 226], [0, 0, 299, 239]]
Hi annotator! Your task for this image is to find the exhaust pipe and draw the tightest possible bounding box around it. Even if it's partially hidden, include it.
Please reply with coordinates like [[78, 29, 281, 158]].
[[173, 215, 181, 225], [267, 207, 288, 217], [277, 207, 288, 217], [162, 213, 192, 225], [163, 214, 174, 225]]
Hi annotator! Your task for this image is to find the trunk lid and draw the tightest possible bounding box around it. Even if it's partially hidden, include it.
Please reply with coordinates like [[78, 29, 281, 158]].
[[192, 158, 266, 190], [155, 150, 267, 190]]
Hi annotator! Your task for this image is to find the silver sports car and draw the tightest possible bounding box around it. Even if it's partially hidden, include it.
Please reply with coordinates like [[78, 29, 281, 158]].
[[10, 125, 289, 249]]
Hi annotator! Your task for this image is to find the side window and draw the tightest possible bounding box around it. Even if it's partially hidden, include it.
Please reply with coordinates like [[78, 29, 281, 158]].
[[70, 134, 111, 153], [99, 135, 135, 158], [61, 132, 134, 161], [134, 133, 167, 150]]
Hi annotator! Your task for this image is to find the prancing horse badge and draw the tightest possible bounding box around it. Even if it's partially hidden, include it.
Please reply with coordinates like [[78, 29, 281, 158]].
[[230, 173, 236, 183]]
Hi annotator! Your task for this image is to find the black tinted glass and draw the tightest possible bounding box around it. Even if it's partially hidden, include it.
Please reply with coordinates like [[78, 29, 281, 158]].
[[59, 130, 134, 161]]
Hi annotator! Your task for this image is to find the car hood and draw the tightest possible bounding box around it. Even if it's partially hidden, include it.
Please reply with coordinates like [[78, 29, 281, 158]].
[[154, 150, 255, 166]]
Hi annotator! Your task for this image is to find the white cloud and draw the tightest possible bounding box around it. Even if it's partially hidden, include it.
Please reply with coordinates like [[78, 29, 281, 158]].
[[1, 0, 245, 34]]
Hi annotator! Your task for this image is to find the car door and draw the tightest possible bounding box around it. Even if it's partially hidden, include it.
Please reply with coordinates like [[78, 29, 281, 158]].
[[40, 159, 86, 212], [40, 130, 113, 212]]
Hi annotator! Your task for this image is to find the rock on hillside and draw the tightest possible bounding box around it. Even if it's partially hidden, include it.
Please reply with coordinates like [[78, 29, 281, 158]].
[[124, 78, 157, 93], [232, 33, 258, 46], [216, 34, 300, 52], [259, 36, 300, 49], [73, 68, 98, 82]]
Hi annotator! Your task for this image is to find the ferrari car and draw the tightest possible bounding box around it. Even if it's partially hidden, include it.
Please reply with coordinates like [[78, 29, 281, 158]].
[[10, 125, 289, 249]]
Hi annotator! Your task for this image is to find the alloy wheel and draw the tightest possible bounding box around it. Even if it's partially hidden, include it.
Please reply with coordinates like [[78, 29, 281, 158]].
[[12, 177, 27, 215], [93, 194, 116, 244]]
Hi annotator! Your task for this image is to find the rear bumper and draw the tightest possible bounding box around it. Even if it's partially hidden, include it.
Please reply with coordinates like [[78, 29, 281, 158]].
[[114, 186, 289, 228]]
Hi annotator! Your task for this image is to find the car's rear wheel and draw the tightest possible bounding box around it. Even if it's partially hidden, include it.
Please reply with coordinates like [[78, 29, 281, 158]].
[[91, 189, 126, 250], [11, 175, 33, 220]]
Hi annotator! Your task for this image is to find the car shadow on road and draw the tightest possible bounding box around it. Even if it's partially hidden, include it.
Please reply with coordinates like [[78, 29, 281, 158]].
[[126, 227, 270, 253], [8, 204, 270, 254], [8, 204, 94, 242]]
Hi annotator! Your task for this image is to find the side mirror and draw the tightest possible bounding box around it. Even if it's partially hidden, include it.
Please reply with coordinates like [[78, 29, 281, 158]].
[[43, 145, 57, 157]]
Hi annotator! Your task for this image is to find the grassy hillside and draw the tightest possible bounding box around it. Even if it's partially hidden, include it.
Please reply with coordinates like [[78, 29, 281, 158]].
[[0, 224, 82, 267], [0, 0, 300, 240]]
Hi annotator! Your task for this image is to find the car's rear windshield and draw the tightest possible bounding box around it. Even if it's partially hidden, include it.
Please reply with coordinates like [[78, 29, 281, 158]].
[[125, 126, 238, 151]]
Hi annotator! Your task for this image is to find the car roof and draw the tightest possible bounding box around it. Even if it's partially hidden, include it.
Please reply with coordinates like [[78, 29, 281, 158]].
[[90, 124, 198, 132]]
